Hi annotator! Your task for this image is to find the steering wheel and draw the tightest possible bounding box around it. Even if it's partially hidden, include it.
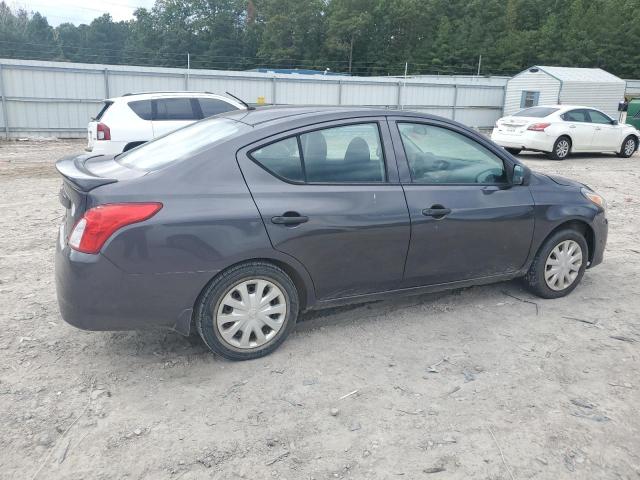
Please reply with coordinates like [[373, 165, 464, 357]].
[[476, 168, 504, 183]]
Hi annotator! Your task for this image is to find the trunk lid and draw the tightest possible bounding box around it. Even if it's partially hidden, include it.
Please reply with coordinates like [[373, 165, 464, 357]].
[[55, 154, 145, 247], [495, 116, 542, 136]]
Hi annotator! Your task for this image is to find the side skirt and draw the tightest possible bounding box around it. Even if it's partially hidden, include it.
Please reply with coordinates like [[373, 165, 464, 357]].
[[309, 271, 526, 311]]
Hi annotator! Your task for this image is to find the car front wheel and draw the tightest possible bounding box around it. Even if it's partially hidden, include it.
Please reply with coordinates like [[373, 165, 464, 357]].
[[505, 147, 522, 155], [195, 262, 299, 360], [548, 136, 571, 160], [524, 229, 588, 299], [617, 136, 637, 158]]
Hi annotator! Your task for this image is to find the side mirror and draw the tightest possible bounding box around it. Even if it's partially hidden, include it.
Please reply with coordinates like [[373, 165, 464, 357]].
[[512, 164, 525, 185], [611, 119, 619, 126]]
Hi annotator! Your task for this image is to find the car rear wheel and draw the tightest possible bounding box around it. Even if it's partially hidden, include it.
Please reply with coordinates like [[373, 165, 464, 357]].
[[505, 147, 522, 155], [548, 136, 571, 160], [524, 229, 588, 299], [195, 262, 299, 360], [617, 136, 637, 158]]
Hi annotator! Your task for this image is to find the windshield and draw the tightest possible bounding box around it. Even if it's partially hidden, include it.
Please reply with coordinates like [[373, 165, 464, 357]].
[[117, 117, 245, 171], [513, 107, 559, 118]]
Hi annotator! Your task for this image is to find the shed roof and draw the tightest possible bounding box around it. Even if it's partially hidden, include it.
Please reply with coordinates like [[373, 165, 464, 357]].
[[534, 66, 625, 84]]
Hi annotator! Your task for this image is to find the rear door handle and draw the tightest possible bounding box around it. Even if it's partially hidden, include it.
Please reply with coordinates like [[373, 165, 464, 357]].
[[595, 127, 602, 131], [271, 214, 309, 225], [422, 206, 451, 218]]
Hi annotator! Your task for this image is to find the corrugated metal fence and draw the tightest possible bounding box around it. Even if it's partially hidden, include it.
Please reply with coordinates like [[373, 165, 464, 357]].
[[0, 58, 509, 138], [2, 58, 638, 139]]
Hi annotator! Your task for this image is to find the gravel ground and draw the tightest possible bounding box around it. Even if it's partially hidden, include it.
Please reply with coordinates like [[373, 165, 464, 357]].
[[0, 139, 639, 479]]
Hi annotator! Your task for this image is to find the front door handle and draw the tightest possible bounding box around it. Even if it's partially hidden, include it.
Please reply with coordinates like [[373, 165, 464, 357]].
[[569, 124, 576, 128], [422, 206, 451, 219], [271, 213, 309, 225], [595, 126, 602, 131]]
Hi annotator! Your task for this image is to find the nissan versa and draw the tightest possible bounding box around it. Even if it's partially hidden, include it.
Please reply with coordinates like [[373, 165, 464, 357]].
[[55, 107, 608, 360]]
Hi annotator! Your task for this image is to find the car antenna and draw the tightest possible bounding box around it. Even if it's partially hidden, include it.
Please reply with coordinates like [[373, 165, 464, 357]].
[[225, 91, 255, 110]]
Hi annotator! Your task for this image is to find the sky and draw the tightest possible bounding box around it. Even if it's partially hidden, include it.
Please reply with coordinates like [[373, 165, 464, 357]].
[[12, 0, 157, 26]]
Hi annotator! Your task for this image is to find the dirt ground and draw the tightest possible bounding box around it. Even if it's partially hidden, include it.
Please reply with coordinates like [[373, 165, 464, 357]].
[[0, 139, 638, 480]]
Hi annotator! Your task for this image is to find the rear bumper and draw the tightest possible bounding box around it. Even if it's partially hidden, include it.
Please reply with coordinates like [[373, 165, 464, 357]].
[[55, 238, 215, 334], [86, 141, 128, 155], [491, 130, 555, 153]]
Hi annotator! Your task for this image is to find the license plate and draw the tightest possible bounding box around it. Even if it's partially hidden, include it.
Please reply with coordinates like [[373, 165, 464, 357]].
[[506, 127, 515, 132]]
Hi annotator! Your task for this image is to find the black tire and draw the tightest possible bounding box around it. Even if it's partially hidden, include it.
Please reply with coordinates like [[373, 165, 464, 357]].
[[524, 229, 588, 299], [547, 136, 571, 160], [505, 147, 522, 155], [195, 261, 299, 361], [617, 135, 637, 158]]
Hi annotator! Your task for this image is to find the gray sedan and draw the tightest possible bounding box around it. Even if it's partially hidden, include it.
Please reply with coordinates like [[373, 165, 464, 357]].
[[55, 107, 608, 360]]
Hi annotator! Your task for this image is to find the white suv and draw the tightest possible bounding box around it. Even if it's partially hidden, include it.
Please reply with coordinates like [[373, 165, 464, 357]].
[[87, 92, 245, 155]]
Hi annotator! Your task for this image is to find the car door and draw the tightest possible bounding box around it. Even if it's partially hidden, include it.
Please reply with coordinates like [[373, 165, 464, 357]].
[[561, 109, 596, 151], [587, 109, 622, 150], [389, 118, 535, 287], [151, 97, 200, 138], [236, 119, 411, 300]]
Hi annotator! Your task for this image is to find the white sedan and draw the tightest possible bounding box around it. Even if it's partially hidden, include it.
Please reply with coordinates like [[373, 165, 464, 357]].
[[491, 105, 639, 160]]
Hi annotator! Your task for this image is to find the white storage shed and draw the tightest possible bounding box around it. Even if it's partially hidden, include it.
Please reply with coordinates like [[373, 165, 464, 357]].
[[503, 66, 626, 118]]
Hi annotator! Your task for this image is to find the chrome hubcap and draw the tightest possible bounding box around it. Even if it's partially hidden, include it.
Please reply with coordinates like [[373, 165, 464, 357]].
[[556, 140, 570, 158], [624, 139, 635, 156], [544, 240, 582, 291], [215, 279, 287, 349]]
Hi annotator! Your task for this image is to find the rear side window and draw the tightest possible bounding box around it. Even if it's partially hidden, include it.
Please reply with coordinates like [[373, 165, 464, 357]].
[[199, 98, 238, 118], [128, 100, 153, 120], [117, 117, 245, 171], [562, 109, 589, 122], [251, 137, 304, 182], [514, 107, 558, 117], [155, 98, 198, 121], [301, 124, 385, 183], [94, 101, 113, 121], [249, 123, 386, 184]]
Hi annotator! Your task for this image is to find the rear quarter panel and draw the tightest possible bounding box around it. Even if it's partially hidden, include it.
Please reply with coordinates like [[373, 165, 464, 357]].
[[91, 144, 273, 276]]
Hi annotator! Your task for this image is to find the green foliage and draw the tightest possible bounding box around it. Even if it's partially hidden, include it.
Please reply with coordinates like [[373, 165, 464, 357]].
[[1, 0, 640, 77]]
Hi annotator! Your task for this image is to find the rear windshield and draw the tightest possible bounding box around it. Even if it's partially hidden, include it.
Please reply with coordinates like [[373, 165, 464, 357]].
[[513, 107, 559, 117], [94, 101, 113, 121], [116, 117, 245, 171]]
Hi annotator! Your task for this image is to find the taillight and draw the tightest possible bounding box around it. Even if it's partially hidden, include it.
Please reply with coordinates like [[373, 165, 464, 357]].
[[68, 203, 162, 254], [97, 122, 111, 140], [527, 122, 551, 132]]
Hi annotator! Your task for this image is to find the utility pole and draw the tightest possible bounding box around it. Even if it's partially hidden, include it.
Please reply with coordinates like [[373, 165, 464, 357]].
[[348, 36, 354, 74], [187, 52, 190, 90], [401, 61, 408, 110], [477, 54, 482, 76]]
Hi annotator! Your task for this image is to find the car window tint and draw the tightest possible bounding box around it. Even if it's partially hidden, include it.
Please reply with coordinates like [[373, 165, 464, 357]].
[[514, 107, 558, 117], [588, 110, 612, 124], [154, 98, 197, 121], [398, 122, 506, 184], [117, 118, 245, 171], [563, 109, 588, 122], [300, 123, 385, 183], [250, 137, 304, 182], [199, 98, 238, 118], [128, 100, 153, 120]]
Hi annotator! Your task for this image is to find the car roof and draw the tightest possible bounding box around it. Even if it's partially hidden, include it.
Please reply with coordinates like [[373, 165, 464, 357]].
[[220, 105, 435, 127], [107, 91, 244, 106], [522, 104, 603, 112]]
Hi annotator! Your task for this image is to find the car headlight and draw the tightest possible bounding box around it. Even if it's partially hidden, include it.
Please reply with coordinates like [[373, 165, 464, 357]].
[[581, 187, 606, 210]]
